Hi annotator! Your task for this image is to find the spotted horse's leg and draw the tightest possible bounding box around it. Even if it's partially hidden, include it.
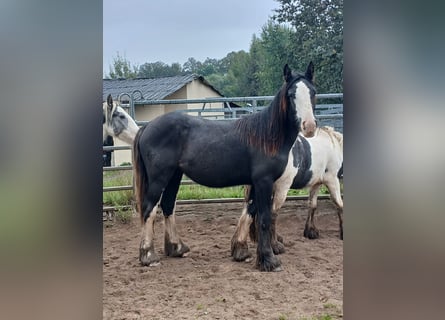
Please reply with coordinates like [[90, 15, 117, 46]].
[[325, 176, 344, 240], [231, 186, 254, 261], [303, 183, 321, 239], [231, 203, 254, 262]]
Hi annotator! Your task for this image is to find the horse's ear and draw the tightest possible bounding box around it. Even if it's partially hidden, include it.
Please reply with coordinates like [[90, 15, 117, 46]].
[[283, 64, 292, 83], [107, 94, 113, 112], [305, 61, 315, 83]]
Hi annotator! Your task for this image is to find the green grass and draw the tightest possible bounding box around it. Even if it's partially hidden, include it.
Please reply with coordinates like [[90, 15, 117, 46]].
[[297, 303, 342, 320], [299, 315, 334, 320], [196, 303, 204, 310], [114, 209, 133, 224], [102, 170, 342, 206], [103, 171, 133, 207], [176, 184, 244, 200]]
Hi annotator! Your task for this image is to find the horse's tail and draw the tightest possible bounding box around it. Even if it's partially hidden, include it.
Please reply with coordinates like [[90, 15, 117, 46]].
[[133, 124, 149, 224], [243, 185, 259, 242]]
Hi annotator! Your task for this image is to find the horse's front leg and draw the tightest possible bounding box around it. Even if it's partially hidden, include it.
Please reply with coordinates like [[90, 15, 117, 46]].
[[249, 183, 288, 255], [254, 180, 282, 272], [269, 179, 293, 254], [304, 183, 321, 239]]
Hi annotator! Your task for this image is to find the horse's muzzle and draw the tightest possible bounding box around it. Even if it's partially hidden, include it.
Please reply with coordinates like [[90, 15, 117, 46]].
[[302, 119, 316, 138]]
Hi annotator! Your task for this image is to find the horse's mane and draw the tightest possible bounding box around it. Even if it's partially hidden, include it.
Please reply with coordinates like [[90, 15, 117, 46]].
[[103, 100, 117, 126], [235, 83, 294, 156]]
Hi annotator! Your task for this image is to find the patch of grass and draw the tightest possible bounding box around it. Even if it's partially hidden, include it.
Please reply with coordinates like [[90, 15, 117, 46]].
[[299, 312, 342, 320], [287, 188, 309, 196], [196, 303, 204, 310], [323, 303, 337, 310], [114, 209, 132, 224], [102, 170, 343, 204], [176, 185, 244, 200], [103, 171, 133, 206], [278, 314, 288, 320]]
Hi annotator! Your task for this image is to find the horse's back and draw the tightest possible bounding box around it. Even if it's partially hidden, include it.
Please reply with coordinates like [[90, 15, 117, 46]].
[[137, 111, 253, 187], [306, 127, 343, 183]]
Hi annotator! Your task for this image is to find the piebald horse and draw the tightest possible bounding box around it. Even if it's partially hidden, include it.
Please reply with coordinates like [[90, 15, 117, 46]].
[[103, 94, 139, 144], [133, 63, 317, 271], [231, 126, 343, 262]]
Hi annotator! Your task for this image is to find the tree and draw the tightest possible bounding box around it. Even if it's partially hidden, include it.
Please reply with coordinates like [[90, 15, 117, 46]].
[[213, 50, 253, 97], [182, 57, 202, 74], [253, 21, 296, 95], [273, 0, 343, 93], [137, 61, 183, 78], [106, 52, 138, 79]]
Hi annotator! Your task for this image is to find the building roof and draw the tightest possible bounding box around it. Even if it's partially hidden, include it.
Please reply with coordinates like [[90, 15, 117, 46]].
[[103, 74, 223, 102]]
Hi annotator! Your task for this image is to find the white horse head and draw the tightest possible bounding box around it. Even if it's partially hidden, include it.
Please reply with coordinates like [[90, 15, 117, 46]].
[[103, 94, 139, 144]]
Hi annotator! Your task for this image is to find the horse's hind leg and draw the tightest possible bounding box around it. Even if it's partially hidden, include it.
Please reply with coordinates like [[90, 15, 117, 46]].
[[160, 169, 190, 257], [231, 185, 254, 261], [139, 187, 163, 266], [325, 177, 343, 240], [231, 203, 253, 262], [304, 183, 321, 239]]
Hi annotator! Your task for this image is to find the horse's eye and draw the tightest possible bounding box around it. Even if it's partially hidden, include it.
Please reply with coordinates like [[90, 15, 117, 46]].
[[119, 114, 126, 120]]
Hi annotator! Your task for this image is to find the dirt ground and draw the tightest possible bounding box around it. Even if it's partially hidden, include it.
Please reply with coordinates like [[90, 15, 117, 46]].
[[103, 199, 343, 320]]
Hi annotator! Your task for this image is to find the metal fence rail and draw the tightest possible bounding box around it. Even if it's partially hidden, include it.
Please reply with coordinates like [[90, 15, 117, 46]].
[[103, 94, 343, 203]]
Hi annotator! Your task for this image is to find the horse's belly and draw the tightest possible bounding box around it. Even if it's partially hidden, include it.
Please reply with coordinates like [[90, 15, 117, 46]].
[[180, 156, 250, 188]]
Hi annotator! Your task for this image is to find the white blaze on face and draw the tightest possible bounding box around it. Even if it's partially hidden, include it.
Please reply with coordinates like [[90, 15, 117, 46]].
[[294, 82, 316, 138]]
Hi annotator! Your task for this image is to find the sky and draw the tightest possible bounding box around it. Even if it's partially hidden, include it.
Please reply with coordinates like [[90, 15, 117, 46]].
[[103, 0, 280, 75]]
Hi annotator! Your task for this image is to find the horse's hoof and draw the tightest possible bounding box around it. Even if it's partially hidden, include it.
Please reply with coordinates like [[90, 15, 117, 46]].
[[303, 227, 320, 239], [272, 240, 285, 255], [277, 234, 284, 243], [257, 254, 282, 272], [139, 247, 160, 266], [273, 266, 283, 272], [165, 240, 190, 257], [231, 241, 251, 262]]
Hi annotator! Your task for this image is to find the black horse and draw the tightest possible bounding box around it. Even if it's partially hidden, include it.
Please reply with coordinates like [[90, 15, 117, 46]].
[[231, 127, 344, 264], [133, 63, 316, 271]]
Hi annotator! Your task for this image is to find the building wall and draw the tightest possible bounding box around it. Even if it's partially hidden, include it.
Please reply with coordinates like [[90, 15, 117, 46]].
[[112, 138, 132, 166], [164, 86, 188, 113], [186, 80, 224, 119], [135, 104, 165, 122]]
